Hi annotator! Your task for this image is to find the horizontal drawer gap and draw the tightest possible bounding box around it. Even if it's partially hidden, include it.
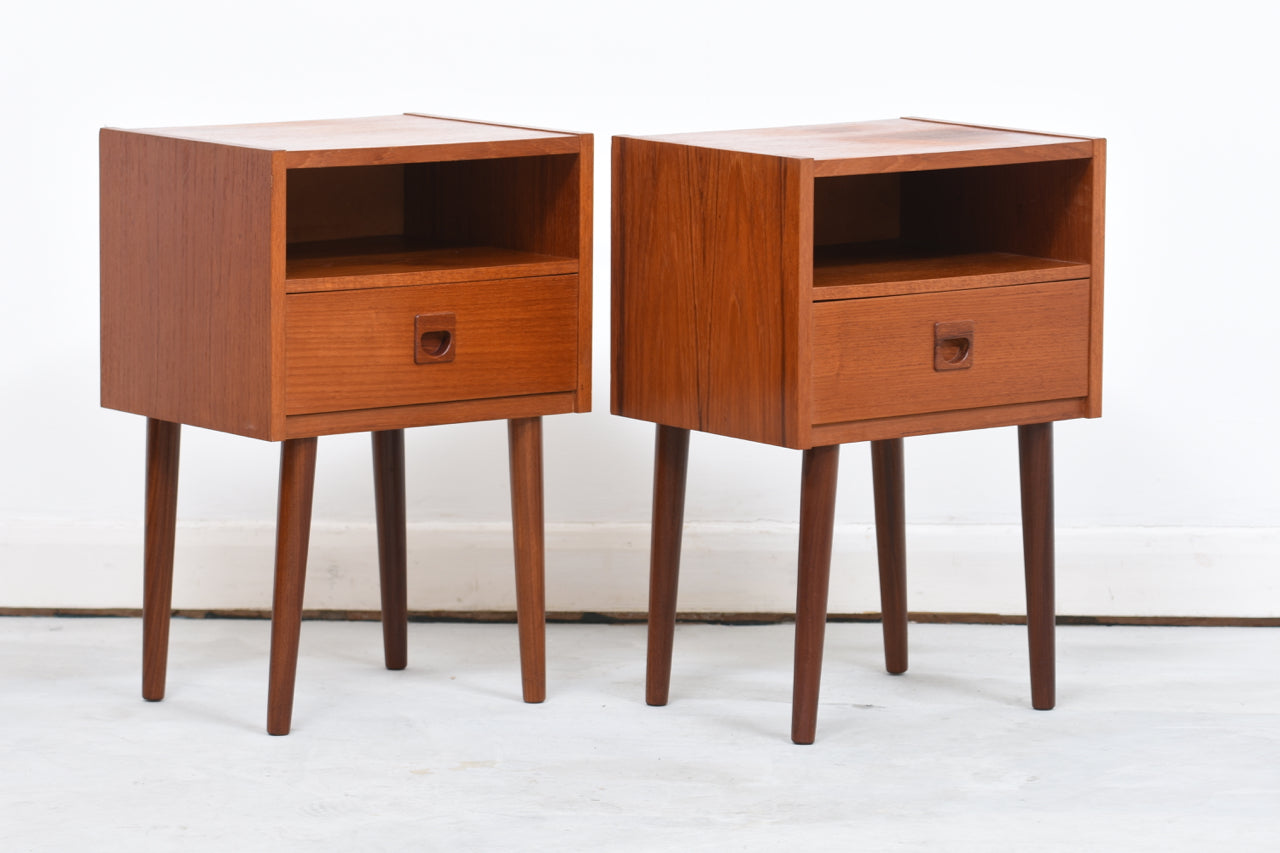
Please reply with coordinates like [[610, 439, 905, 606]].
[[810, 398, 1089, 445], [283, 391, 577, 438], [812, 244, 1089, 300], [285, 237, 577, 292]]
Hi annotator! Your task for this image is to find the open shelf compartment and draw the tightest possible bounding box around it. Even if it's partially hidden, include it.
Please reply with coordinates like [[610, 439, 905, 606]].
[[812, 159, 1094, 300], [285, 154, 581, 292]]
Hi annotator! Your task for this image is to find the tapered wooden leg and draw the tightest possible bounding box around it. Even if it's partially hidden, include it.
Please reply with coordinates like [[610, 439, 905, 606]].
[[645, 425, 691, 707], [372, 430, 408, 671], [792, 444, 840, 745], [266, 437, 318, 736], [1018, 422, 1055, 710], [871, 438, 908, 675], [508, 417, 546, 703], [142, 418, 181, 702]]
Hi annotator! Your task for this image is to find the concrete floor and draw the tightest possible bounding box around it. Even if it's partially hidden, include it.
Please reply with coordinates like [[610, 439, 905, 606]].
[[2, 617, 1277, 851]]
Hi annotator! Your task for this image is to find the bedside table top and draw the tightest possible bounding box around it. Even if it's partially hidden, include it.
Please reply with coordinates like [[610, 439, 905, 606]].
[[631, 117, 1095, 176], [114, 114, 582, 168]]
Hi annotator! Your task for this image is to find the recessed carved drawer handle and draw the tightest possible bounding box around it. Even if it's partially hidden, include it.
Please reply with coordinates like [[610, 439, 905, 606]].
[[934, 320, 974, 371], [414, 312, 456, 364]]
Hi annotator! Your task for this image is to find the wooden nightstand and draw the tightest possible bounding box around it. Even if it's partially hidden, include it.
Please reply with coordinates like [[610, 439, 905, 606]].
[[612, 118, 1104, 743], [101, 114, 592, 734]]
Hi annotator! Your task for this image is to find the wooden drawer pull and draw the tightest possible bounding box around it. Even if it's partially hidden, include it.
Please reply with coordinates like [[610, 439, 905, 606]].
[[934, 320, 974, 371], [414, 312, 456, 363]]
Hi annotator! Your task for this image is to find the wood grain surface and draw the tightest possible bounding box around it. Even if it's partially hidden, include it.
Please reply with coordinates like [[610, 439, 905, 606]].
[[792, 444, 840, 745], [1086, 140, 1107, 418], [640, 118, 1093, 176], [127, 114, 579, 168], [1019, 422, 1056, 710], [283, 393, 577, 439], [104, 118, 592, 439], [266, 437, 317, 736], [813, 247, 1089, 300], [871, 438, 908, 675], [809, 398, 1087, 446], [285, 239, 576, 292], [142, 418, 181, 702], [574, 135, 594, 413], [508, 417, 547, 704], [812, 280, 1090, 423], [612, 138, 801, 446], [372, 430, 408, 671], [100, 131, 277, 439], [644, 425, 691, 707], [285, 276, 579, 415]]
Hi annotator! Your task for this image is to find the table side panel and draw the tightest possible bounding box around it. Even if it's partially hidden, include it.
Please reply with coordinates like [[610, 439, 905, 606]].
[[575, 135, 594, 412], [782, 158, 814, 448], [612, 138, 794, 446], [1086, 139, 1106, 418], [100, 130, 275, 439], [269, 153, 288, 439]]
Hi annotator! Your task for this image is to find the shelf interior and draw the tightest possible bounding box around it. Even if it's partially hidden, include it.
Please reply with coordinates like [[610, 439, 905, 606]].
[[284, 154, 580, 291], [812, 160, 1095, 300]]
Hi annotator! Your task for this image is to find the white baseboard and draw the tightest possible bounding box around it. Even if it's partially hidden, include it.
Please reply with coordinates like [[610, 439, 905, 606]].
[[3, 520, 1277, 617]]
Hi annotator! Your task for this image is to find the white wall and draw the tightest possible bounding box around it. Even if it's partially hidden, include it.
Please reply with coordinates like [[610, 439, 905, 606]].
[[2, 0, 1277, 616]]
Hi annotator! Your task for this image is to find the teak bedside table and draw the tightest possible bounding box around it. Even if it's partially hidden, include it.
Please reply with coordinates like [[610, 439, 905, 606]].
[[101, 114, 592, 734], [612, 118, 1104, 743]]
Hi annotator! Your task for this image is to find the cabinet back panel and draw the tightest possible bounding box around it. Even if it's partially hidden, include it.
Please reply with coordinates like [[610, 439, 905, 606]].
[[286, 165, 405, 243], [405, 155, 580, 258], [813, 173, 900, 246], [901, 159, 1094, 262]]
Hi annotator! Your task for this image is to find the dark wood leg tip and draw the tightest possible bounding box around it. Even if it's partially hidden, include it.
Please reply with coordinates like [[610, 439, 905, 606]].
[[266, 703, 294, 735], [142, 693, 164, 703], [791, 728, 816, 746], [522, 686, 546, 704], [886, 664, 908, 676]]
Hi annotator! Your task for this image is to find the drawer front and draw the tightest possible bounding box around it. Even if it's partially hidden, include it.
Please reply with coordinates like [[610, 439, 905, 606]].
[[812, 279, 1089, 424], [286, 276, 578, 415]]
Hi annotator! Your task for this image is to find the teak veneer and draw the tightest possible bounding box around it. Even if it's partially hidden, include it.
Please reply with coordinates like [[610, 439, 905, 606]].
[[612, 117, 1105, 743], [101, 113, 592, 734]]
